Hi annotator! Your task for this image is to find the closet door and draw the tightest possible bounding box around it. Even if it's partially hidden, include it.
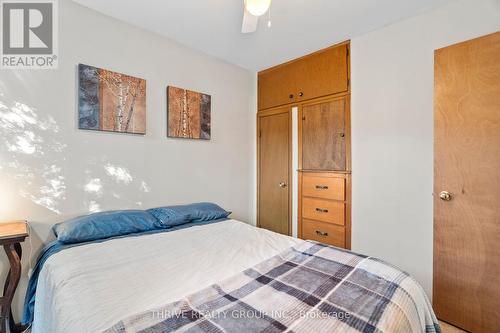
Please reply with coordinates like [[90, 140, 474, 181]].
[[434, 32, 500, 332], [301, 97, 347, 171], [258, 108, 291, 235]]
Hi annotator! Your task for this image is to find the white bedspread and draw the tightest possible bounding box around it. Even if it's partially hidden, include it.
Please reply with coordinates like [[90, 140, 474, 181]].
[[32, 220, 302, 333]]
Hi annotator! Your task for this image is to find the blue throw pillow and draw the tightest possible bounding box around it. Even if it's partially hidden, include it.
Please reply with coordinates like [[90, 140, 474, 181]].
[[186, 202, 231, 222], [53, 210, 164, 244], [148, 202, 231, 227], [147, 206, 193, 227]]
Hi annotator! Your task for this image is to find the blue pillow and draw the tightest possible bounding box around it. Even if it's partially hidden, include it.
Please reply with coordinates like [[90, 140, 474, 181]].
[[53, 210, 164, 244], [186, 202, 231, 222], [148, 202, 231, 227], [147, 205, 192, 227]]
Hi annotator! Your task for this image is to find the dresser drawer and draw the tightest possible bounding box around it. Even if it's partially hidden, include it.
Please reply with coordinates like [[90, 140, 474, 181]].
[[302, 198, 345, 225], [302, 219, 345, 248], [302, 174, 345, 200]]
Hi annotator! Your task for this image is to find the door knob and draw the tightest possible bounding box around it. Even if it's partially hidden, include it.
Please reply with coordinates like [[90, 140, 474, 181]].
[[439, 191, 452, 201], [279, 182, 287, 188]]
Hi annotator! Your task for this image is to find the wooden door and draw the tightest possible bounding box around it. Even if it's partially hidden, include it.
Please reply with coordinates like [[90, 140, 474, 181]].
[[258, 108, 291, 235], [434, 31, 500, 333], [301, 97, 347, 170], [295, 44, 349, 102]]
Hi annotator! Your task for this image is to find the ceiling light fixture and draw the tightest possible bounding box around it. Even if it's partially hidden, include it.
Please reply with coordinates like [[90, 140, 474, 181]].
[[244, 0, 272, 17]]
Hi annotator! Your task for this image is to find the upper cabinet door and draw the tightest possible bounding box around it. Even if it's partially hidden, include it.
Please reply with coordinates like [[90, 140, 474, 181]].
[[295, 44, 349, 102], [258, 63, 298, 110], [301, 97, 347, 171], [258, 43, 349, 111]]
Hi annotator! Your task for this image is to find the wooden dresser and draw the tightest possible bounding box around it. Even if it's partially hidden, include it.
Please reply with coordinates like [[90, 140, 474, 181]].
[[257, 41, 351, 249], [299, 172, 351, 248], [297, 92, 351, 249]]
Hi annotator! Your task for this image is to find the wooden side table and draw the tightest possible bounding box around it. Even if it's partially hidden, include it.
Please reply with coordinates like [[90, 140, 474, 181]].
[[0, 221, 29, 333]]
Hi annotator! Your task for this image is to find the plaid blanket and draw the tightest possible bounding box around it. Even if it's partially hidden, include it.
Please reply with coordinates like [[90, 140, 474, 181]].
[[105, 241, 440, 333]]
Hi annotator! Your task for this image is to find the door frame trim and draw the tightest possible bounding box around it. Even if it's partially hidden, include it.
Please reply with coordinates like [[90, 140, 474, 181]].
[[257, 106, 293, 236]]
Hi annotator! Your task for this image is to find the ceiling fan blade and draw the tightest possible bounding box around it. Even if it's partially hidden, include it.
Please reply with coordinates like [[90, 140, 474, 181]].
[[241, 9, 259, 33]]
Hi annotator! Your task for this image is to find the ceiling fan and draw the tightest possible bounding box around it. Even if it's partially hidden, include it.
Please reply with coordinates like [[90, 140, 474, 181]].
[[241, 0, 272, 33]]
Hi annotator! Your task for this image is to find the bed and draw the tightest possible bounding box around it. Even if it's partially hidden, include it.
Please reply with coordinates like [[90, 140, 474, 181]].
[[25, 208, 439, 333]]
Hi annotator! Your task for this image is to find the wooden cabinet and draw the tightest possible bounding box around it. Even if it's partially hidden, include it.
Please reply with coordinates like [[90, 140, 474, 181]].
[[300, 97, 348, 171], [257, 41, 351, 249], [258, 43, 349, 111], [299, 172, 350, 249]]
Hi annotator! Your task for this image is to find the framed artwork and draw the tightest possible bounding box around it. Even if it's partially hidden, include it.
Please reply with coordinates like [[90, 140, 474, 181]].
[[78, 64, 146, 134], [167, 86, 211, 140]]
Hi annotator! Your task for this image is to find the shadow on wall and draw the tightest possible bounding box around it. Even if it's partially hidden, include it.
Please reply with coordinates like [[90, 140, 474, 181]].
[[0, 77, 152, 227], [0, 89, 67, 214], [0, 76, 152, 319], [82, 161, 151, 213], [0, 77, 68, 320]]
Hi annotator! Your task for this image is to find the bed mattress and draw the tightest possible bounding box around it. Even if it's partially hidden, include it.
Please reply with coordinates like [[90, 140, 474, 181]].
[[31, 219, 438, 333], [32, 219, 301, 333]]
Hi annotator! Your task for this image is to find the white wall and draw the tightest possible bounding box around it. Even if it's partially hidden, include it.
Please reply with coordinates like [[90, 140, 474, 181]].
[[0, 0, 256, 317], [3, 0, 500, 322], [351, 0, 500, 296]]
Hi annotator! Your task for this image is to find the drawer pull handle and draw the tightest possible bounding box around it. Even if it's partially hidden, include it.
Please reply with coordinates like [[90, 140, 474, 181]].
[[315, 208, 329, 213], [316, 230, 328, 237], [315, 185, 329, 190]]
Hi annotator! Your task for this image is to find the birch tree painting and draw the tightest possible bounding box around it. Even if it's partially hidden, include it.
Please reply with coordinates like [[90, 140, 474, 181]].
[[78, 64, 146, 134], [167, 86, 211, 140]]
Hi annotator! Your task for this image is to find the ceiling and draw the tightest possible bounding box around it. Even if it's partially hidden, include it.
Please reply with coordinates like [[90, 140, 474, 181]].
[[72, 0, 454, 71]]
